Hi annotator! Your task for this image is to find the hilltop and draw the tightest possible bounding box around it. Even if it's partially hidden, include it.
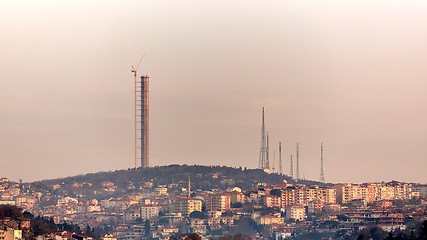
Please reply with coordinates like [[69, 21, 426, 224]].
[[31, 165, 328, 200]]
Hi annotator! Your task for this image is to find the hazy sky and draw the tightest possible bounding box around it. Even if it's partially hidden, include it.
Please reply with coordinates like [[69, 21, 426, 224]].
[[1, 0, 426, 183]]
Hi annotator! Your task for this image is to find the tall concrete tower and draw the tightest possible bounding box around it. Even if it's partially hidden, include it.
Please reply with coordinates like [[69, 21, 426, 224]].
[[140, 75, 149, 168]]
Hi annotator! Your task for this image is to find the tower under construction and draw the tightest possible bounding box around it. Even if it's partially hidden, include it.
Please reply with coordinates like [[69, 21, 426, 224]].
[[131, 55, 149, 169], [258, 108, 269, 169], [138, 75, 150, 168]]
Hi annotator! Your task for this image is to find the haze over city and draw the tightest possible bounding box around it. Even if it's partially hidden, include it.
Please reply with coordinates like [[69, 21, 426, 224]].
[[1, 0, 426, 183]]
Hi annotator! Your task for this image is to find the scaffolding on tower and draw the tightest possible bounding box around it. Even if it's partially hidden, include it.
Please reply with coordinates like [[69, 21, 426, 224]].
[[131, 54, 149, 168]]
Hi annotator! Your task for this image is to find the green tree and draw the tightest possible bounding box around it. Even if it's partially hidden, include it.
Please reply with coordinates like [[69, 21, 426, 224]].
[[336, 214, 350, 222], [171, 233, 202, 240], [420, 220, 427, 240], [231, 202, 243, 208], [144, 219, 151, 238], [321, 220, 340, 229], [0, 205, 22, 219], [189, 211, 208, 219], [158, 217, 169, 226], [385, 232, 395, 240], [222, 210, 233, 217]]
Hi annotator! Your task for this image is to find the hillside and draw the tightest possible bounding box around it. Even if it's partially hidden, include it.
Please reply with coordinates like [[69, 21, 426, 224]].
[[31, 165, 329, 199]]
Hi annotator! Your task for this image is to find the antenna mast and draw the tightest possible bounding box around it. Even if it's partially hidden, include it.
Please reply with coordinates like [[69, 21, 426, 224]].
[[279, 142, 282, 175], [320, 143, 325, 183], [266, 132, 270, 169], [272, 151, 276, 173], [258, 108, 268, 169], [296, 143, 299, 180], [290, 154, 293, 179]]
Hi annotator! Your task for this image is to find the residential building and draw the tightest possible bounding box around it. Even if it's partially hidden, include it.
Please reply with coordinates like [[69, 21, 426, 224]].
[[171, 198, 202, 217], [412, 185, 427, 198], [317, 188, 336, 204], [140, 205, 159, 220], [285, 204, 306, 221], [281, 188, 295, 208], [257, 215, 284, 225], [0, 229, 22, 240], [205, 194, 230, 212]]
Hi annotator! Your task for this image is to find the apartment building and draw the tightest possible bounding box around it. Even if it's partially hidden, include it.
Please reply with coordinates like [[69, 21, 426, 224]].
[[171, 198, 202, 217], [205, 194, 230, 212], [285, 204, 306, 221]]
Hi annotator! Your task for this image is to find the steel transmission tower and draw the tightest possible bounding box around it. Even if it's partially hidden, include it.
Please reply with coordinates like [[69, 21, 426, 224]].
[[272, 151, 275, 173], [258, 108, 269, 169], [266, 132, 270, 169], [296, 143, 299, 180], [320, 143, 325, 183], [278, 142, 282, 175], [290, 154, 293, 178]]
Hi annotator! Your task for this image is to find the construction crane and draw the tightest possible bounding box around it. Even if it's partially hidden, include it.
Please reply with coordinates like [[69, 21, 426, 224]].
[[131, 54, 146, 168]]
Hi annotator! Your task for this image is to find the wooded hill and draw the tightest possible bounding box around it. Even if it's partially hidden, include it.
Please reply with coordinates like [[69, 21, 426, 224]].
[[31, 165, 329, 200]]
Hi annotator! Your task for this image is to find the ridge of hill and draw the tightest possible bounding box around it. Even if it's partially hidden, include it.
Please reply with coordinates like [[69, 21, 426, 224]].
[[31, 165, 329, 199]]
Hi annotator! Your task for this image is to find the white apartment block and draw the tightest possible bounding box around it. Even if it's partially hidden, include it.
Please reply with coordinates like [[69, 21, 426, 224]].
[[412, 185, 427, 198], [285, 204, 306, 221]]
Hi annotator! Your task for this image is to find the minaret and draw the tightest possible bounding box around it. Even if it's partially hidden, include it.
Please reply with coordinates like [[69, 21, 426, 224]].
[[320, 143, 325, 183], [188, 176, 191, 198]]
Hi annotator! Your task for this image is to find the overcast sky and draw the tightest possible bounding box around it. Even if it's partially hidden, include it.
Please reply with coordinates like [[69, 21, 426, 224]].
[[1, 0, 426, 183]]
